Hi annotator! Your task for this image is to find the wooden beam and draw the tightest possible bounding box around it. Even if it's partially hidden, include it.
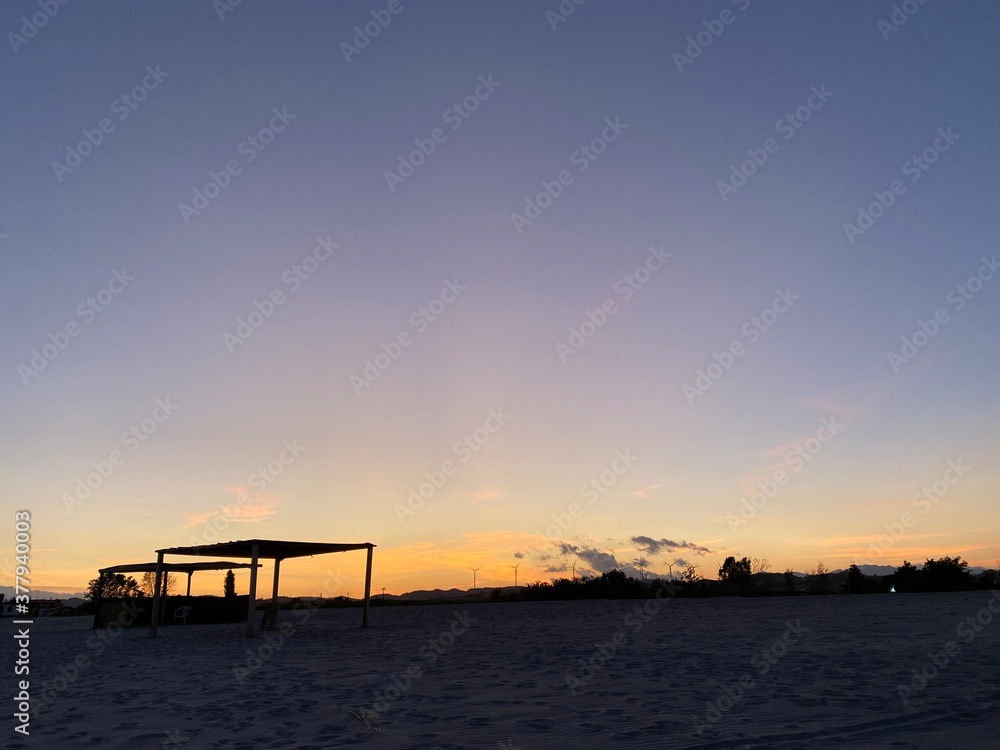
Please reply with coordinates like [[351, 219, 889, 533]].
[[271, 558, 281, 604], [246, 543, 259, 638], [150, 551, 164, 638], [363, 545, 373, 627], [186, 571, 193, 596]]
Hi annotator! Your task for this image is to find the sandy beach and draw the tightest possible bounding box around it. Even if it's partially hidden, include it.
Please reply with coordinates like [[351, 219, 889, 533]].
[[9, 591, 999, 749]]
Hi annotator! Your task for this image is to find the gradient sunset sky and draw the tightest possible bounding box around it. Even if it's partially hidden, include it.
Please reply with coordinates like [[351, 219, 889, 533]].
[[3, 1, 998, 597]]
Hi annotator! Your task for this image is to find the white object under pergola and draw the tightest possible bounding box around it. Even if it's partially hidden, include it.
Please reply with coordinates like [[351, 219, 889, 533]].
[[149, 539, 375, 637]]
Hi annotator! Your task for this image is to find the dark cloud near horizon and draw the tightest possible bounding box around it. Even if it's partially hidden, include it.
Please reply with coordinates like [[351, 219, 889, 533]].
[[631, 536, 713, 556], [577, 548, 618, 573]]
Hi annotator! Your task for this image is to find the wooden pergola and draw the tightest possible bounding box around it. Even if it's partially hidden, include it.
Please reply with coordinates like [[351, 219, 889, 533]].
[[149, 539, 375, 637]]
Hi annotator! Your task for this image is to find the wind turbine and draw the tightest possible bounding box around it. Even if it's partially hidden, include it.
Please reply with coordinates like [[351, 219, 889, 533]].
[[469, 567, 481, 589], [510, 562, 521, 588], [666, 562, 674, 581], [571, 560, 579, 582]]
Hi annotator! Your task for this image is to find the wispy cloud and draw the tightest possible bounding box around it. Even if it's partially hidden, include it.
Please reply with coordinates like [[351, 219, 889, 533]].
[[735, 401, 855, 496], [184, 497, 277, 527], [466, 486, 504, 503], [633, 483, 666, 499]]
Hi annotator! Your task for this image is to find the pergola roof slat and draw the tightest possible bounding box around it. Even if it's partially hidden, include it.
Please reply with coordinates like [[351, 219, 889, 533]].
[[155, 539, 375, 560], [99, 561, 259, 575]]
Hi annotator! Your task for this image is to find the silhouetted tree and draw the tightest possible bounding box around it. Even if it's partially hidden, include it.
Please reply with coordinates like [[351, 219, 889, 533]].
[[224, 570, 236, 598], [719, 556, 752, 593], [922, 556, 973, 592], [751, 557, 772, 592], [783, 568, 797, 594], [521, 570, 647, 601], [86, 572, 141, 601], [808, 562, 832, 594], [844, 563, 867, 594], [139, 572, 175, 597], [892, 560, 921, 592], [682, 565, 701, 583], [719, 556, 752, 582], [977, 569, 997, 589]]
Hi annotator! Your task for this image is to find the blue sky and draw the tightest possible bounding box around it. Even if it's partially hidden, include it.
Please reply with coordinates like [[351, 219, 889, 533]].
[[2, 0, 998, 595]]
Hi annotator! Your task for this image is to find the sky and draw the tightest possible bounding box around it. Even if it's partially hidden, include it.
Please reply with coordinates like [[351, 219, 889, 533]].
[[2, 0, 998, 598]]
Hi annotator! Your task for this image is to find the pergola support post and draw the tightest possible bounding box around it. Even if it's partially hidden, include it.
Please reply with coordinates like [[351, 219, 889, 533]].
[[150, 551, 164, 638], [363, 544, 373, 627], [271, 558, 281, 605], [186, 571, 193, 596], [246, 543, 259, 638]]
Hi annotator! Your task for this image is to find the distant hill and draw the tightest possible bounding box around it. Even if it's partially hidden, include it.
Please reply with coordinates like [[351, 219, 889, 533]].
[[0, 586, 87, 603], [842, 565, 897, 577]]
